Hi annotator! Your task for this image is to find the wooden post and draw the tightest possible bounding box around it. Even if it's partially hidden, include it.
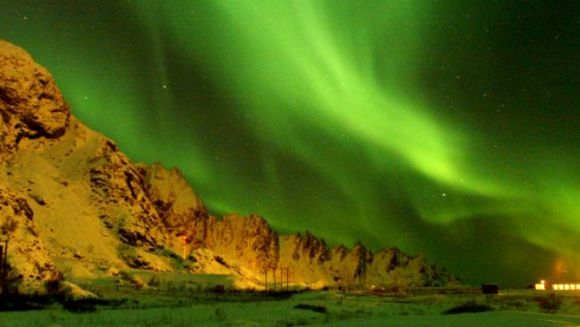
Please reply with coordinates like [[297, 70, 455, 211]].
[[264, 269, 268, 291], [0, 245, 3, 295], [3, 240, 7, 269], [280, 267, 284, 292], [2, 241, 7, 296]]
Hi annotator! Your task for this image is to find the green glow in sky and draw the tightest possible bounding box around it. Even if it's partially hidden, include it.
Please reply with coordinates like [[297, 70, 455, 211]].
[[1, 0, 578, 286]]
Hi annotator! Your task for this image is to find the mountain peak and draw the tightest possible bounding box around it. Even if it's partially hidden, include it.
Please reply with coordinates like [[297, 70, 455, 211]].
[[0, 41, 69, 147], [0, 40, 456, 293]]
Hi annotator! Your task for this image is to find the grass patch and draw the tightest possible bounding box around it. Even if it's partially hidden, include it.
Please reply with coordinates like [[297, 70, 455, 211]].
[[61, 298, 128, 313], [0, 294, 55, 311], [294, 303, 328, 314], [535, 293, 562, 313], [442, 300, 493, 315], [0, 294, 127, 313]]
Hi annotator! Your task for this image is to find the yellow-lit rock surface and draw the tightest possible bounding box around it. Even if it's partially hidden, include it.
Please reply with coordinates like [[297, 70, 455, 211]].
[[0, 40, 455, 293]]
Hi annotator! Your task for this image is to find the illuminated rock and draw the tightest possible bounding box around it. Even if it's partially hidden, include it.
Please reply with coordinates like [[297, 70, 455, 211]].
[[0, 40, 455, 292]]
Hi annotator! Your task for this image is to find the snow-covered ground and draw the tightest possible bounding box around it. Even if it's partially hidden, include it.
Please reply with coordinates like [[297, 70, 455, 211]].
[[1, 290, 580, 326], [2, 306, 580, 327], [312, 311, 580, 327]]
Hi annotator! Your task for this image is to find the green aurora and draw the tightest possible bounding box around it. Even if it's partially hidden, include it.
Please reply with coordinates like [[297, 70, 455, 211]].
[[1, 0, 578, 286]]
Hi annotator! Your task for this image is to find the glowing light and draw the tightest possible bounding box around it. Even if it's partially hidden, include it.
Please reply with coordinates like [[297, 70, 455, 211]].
[[534, 280, 546, 291], [551, 283, 580, 291]]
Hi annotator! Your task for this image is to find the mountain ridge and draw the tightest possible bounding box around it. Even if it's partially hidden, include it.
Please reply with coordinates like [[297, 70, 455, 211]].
[[0, 40, 456, 294]]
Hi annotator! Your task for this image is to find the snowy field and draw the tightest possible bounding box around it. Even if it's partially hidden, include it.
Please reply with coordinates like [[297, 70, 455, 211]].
[[3, 307, 580, 327], [2, 290, 580, 326]]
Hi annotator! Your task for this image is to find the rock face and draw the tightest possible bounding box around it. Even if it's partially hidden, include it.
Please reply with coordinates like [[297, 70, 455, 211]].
[[277, 235, 451, 289], [0, 41, 69, 157], [0, 187, 59, 292], [0, 40, 455, 293]]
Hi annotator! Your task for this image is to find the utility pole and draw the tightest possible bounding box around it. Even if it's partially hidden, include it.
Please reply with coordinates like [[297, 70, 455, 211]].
[[0, 238, 9, 296], [0, 218, 17, 297], [278, 267, 282, 292], [0, 244, 3, 295], [165, 228, 193, 260]]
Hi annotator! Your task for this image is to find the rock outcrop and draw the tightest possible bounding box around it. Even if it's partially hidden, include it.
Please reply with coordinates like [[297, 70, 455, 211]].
[[0, 40, 455, 293], [0, 41, 69, 158], [0, 187, 59, 292]]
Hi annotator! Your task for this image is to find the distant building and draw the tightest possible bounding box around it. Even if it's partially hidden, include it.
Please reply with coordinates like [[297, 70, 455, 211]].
[[534, 280, 580, 291], [481, 284, 499, 294], [552, 283, 580, 291]]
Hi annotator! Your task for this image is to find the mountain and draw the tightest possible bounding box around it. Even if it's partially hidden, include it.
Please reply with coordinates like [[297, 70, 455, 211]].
[[0, 40, 455, 294]]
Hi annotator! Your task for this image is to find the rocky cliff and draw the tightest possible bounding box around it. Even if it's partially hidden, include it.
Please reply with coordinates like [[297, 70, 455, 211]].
[[0, 40, 455, 293]]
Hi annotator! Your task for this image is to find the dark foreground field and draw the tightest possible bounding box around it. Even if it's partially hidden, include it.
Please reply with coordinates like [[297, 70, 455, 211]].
[[3, 303, 580, 327], [0, 292, 580, 327], [2, 285, 580, 326]]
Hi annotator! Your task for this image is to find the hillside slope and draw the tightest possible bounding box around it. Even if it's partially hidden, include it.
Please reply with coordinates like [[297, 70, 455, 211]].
[[0, 40, 455, 293]]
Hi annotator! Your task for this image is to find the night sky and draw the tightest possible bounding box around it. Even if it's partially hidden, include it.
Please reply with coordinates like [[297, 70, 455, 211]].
[[1, 1, 578, 287]]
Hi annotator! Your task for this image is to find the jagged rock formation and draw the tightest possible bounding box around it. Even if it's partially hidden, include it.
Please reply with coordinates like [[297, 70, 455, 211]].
[[277, 234, 451, 289], [0, 40, 69, 157], [0, 40, 455, 293], [0, 187, 59, 291]]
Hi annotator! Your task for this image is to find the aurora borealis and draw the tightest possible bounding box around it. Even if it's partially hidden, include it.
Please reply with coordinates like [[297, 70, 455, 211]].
[[1, 1, 578, 286]]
